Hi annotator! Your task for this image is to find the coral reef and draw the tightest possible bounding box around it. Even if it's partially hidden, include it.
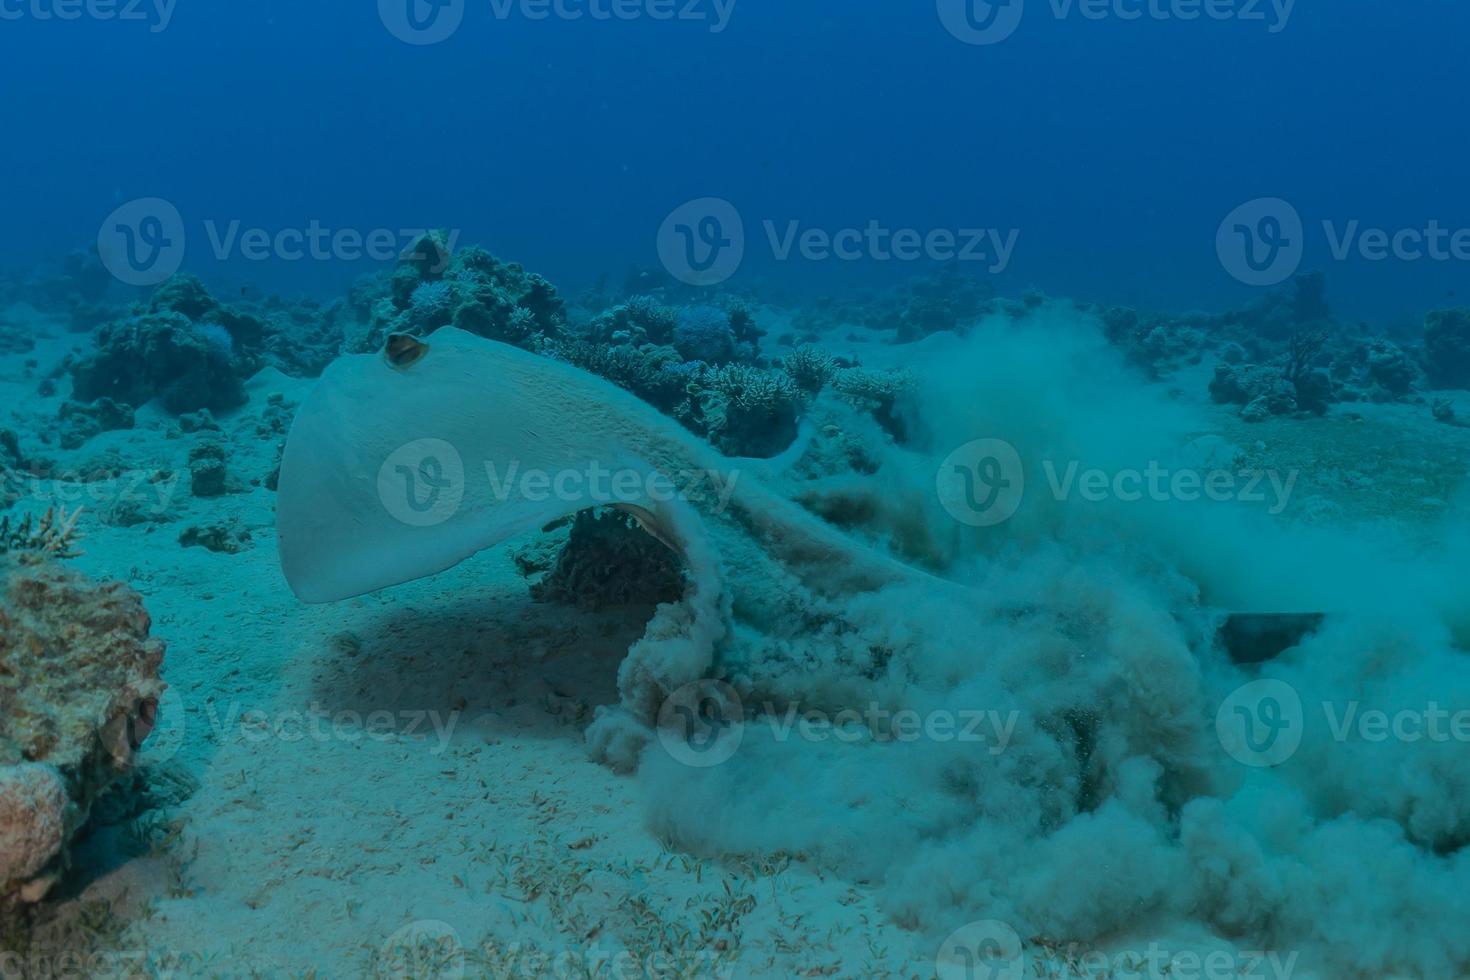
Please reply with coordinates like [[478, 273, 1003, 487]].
[[779, 345, 837, 395], [1337, 338, 1423, 400], [355, 234, 566, 352], [0, 553, 164, 909], [671, 305, 737, 364], [68, 274, 351, 416], [71, 310, 247, 414], [542, 339, 698, 414], [789, 265, 997, 343], [693, 364, 802, 458]]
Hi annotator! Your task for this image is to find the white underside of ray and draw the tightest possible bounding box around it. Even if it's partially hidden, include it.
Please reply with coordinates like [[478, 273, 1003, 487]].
[[276, 329, 685, 603]]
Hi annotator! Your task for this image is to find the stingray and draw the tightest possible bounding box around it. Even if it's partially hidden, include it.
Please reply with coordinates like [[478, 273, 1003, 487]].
[[276, 328, 1319, 765]]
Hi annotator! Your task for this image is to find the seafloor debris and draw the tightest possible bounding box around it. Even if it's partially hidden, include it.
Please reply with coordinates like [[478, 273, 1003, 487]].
[[0, 554, 165, 909]]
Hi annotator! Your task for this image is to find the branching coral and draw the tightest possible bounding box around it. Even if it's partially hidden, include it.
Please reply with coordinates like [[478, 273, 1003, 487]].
[[695, 364, 801, 457], [0, 508, 85, 560], [779, 346, 837, 395]]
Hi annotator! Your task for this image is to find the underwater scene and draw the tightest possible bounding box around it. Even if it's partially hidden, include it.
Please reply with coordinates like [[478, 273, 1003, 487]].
[[4, 2, 1470, 978]]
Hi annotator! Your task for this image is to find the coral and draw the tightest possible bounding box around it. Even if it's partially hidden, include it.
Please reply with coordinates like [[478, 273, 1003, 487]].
[[671, 306, 737, 364], [1360, 339, 1422, 397], [1209, 363, 1297, 417], [0, 554, 165, 908], [359, 237, 566, 352], [1292, 369, 1334, 415], [1228, 271, 1332, 341], [71, 311, 246, 415], [530, 510, 685, 610], [0, 508, 84, 560], [1281, 328, 1334, 415], [895, 265, 996, 341], [187, 442, 230, 498], [1423, 307, 1470, 389], [585, 296, 680, 348], [257, 299, 346, 379], [696, 364, 801, 457], [148, 273, 219, 322], [57, 398, 135, 450], [543, 339, 697, 413], [780, 345, 837, 395]]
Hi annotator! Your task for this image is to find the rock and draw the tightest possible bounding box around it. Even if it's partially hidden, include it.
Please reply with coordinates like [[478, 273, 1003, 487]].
[[188, 441, 229, 498], [1218, 342, 1249, 365], [0, 555, 165, 908], [0, 766, 68, 894], [1293, 369, 1334, 416], [71, 310, 246, 415], [177, 409, 220, 434], [1241, 396, 1274, 423], [1212, 364, 1298, 416], [1363, 339, 1421, 396], [57, 398, 135, 450], [179, 521, 251, 554]]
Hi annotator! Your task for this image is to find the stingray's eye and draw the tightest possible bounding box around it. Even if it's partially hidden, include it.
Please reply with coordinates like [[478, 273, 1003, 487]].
[[385, 333, 430, 370]]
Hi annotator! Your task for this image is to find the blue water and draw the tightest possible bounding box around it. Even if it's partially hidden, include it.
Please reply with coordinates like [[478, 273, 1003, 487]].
[[6, 5, 1470, 977], [4, 1, 1468, 319]]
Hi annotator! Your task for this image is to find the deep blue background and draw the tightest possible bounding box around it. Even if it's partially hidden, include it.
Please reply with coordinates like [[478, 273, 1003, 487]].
[[2, 1, 1466, 321]]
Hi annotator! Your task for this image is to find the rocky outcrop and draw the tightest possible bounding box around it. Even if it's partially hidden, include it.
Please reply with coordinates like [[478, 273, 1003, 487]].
[[0, 554, 165, 909]]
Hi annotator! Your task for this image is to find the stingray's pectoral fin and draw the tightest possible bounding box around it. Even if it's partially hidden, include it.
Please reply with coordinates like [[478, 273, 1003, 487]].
[[1218, 613, 1327, 664]]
